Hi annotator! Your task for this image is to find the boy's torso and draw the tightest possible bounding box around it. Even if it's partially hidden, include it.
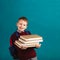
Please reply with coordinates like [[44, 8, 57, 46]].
[[10, 31, 36, 59]]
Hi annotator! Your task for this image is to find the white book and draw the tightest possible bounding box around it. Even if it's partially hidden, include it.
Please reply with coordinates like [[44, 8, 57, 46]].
[[14, 40, 39, 48], [19, 38, 43, 44], [20, 34, 43, 41]]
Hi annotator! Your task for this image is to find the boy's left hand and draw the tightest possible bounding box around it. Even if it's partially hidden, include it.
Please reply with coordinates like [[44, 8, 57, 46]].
[[35, 43, 41, 48], [20, 45, 28, 50]]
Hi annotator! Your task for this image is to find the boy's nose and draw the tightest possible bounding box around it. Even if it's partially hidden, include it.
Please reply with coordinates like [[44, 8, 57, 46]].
[[21, 25, 23, 27]]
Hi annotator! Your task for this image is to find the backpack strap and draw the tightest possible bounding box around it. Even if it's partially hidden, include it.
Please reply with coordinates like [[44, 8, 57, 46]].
[[16, 31, 19, 38]]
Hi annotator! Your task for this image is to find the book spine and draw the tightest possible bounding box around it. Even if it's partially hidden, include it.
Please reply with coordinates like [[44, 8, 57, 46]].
[[14, 40, 39, 48], [20, 37, 43, 41], [19, 39, 43, 44], [19, 38, 43, 42]]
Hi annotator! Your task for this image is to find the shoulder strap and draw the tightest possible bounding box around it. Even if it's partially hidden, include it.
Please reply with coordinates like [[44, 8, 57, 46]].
[[15, 31, 19, 38]]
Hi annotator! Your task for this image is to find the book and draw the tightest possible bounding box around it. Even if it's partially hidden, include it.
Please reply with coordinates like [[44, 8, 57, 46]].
[[20, 34, 43, 41], [14, 40, 39, 48], [19, 38, 43, 44], [14, 34, 43, 48]]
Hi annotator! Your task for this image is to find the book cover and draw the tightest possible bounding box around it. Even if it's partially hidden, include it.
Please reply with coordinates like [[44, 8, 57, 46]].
[[20, 34, 43, 41], [19, 38, 43, 44], [14, 40, 39, 48]]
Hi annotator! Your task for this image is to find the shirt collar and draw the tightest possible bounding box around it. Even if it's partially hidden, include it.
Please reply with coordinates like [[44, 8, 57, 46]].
[[17, 30, 24, 33]]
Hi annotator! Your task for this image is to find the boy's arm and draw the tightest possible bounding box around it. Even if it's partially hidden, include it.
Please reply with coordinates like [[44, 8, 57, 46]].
[[10, 32, 18, 46]]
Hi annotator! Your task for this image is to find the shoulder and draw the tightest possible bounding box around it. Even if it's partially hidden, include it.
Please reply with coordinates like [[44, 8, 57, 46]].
[[10, 31, 17, 38], [25, 30, 31, 35]]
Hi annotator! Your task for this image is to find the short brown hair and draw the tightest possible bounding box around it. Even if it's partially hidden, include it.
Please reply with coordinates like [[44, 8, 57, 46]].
[[18, 16, 28, 23]]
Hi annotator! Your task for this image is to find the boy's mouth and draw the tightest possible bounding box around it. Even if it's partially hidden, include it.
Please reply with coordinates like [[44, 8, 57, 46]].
[[19, 27, 24, 29]]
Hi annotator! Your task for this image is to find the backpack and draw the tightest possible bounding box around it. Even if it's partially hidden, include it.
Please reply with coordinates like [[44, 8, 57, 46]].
[[9, 32, 19, 59], [9, 31, 31, 58]]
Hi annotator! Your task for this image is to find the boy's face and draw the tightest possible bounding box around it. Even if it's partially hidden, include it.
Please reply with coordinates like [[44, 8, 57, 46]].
[[17, 19, 28, 32]]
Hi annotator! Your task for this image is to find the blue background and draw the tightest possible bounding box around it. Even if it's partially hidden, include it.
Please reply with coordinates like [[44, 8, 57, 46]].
[[0, 0, 60, 60]]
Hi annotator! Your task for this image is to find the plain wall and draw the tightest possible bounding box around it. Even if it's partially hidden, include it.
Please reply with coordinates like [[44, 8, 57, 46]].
[[0, 0, 60, 60]]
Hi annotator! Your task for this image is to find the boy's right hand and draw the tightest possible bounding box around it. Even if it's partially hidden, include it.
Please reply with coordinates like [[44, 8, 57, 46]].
[[20, 45, 28, 50]]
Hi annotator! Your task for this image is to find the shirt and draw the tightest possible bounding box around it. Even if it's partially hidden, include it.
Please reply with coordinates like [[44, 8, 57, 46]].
[[10, 31, 36, 60]]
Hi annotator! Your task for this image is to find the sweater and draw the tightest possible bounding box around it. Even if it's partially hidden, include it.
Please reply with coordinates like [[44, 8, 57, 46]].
[[10, 31, 36, 60]]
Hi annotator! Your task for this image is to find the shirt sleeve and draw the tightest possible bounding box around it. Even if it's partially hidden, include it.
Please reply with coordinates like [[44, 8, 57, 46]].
[[10, 32, 18, 46]]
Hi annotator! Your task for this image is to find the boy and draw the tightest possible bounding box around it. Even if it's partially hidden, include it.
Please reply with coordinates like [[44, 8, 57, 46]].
[[9, 17, 41, 60]]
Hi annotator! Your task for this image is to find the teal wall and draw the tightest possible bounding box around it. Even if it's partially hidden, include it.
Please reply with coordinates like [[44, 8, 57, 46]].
[[0, 0, 60, 60]]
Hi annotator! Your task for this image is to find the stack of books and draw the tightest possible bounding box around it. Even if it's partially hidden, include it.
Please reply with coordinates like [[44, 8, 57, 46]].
[[14, 34, 43, 48]]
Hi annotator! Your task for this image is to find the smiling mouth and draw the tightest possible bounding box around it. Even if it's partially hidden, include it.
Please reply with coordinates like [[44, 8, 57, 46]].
[[19, 27, 23, 29]]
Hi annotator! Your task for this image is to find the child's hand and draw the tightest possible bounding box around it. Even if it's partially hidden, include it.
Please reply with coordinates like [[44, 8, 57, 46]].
[[20, 45, 28, 50], [35, 43, 41, 48]]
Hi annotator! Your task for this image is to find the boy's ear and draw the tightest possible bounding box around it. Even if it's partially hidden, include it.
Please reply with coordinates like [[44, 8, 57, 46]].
[[25, 25, 27, 30]]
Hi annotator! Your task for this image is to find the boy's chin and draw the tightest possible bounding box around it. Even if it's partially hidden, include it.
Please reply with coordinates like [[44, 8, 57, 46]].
[[19, 29, 24, 32]]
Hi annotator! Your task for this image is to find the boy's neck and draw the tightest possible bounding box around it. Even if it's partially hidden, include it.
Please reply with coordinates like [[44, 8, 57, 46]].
[[17, 30, 24, 33]]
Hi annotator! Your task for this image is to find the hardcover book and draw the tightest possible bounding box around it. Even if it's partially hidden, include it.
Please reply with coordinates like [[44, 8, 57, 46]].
[[20, 34, 43, 41], [14, 40, 38, 48], [19, 38, 43, 44]]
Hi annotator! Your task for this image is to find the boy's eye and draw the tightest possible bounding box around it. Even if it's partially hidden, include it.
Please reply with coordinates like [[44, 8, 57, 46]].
[[24, 24, 26, 26], [19, 23, 22, 25]]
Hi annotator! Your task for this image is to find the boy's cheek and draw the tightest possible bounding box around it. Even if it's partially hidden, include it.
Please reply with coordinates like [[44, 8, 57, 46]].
[[25, 27, 27, 30]]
